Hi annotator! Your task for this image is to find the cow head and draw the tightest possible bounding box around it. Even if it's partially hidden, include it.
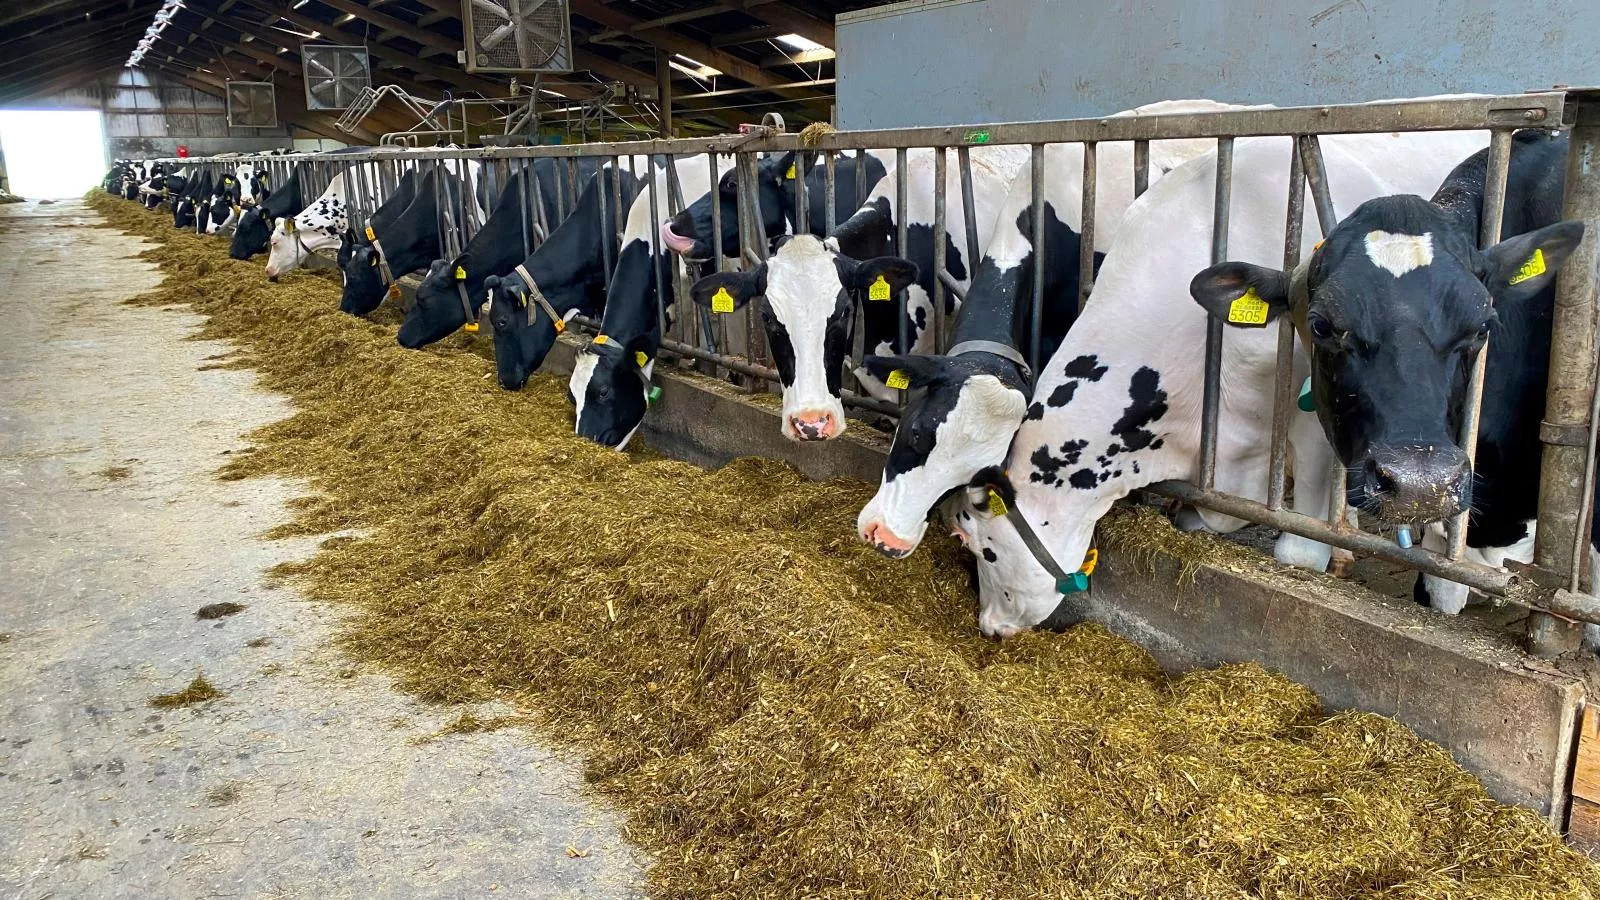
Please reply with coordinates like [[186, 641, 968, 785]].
[[230, 207, 271, 260], [661, 152, 797, 261], [855, 354, 1028, 557], [570, 334, 654, 450], [689, 236, 917, 442], [400, 255, 479, 348], [205, 194, 238, 235], [339, 242, 388, 316], [485, 272, 585, 391], [1190, 195, 1584, 525]]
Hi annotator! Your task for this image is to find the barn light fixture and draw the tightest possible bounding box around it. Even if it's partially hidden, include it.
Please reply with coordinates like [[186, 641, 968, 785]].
[[775, 34, 824, 52], [125, 0, 186, 68], [670, 54, 720, 79]]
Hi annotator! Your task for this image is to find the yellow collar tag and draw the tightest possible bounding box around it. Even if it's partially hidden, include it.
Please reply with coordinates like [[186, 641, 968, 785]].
[[711, 286, 735, 313], [365, 225, 376, 241], [987, 489, 1008, 518], [785, 162, 797, 180], [454, 266, 467, 281], [552, 318, 566, 334], [463, 321, 480, 334], [868, 274, 891, 301], [386, 283, 402, 301], [1509, 248, 1547, 285], [1080, 548, 1099, 576], [1227, 286, 1270, 326], [885, 369, 910, 390], [594, 334, 610, 345], [635, 351, 649, 368]]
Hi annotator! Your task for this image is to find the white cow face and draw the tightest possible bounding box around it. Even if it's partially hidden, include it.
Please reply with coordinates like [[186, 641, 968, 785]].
[[688, 236, 917, 442]]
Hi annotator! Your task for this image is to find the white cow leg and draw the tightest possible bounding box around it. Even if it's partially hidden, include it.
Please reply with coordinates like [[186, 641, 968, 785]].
[[1418, 522, 1471, 615], [1274, 417, 1335, 573]]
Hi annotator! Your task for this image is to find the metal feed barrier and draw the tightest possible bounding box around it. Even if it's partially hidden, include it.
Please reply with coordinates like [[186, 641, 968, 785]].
[[160, 90, 1600, 657]]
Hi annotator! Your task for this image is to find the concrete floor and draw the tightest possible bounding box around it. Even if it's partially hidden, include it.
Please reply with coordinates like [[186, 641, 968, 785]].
[[0, 200, 643, 899]]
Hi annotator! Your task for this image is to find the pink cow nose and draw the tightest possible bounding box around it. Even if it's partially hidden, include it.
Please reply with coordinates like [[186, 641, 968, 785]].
[[860, 520, 914, 558], [788, 411, 837, 442]]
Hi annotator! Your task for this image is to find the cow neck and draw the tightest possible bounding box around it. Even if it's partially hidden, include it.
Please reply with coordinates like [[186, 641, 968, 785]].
[[827, 197, 893, 261], [517, 170, 615, 311], [456, 169, 538, 299], [376, 172, 447, 276], [259, 166, 305, 219], [597, 239, 666, 352]]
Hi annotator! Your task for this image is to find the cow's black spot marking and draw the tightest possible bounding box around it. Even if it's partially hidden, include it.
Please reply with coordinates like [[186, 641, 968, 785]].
[[1024, 402, 1045, 421], [1045, 380, 1079, 409], [1069, 468, 1099, 489], [1029, 438, 1087, 486], [1063, 354, 1108, 381], [981, 547, 997, 563], [1110, 367, 1168, 453]]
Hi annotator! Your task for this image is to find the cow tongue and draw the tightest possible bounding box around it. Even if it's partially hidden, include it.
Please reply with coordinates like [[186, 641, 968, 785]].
[[660, 221, 697, 255]]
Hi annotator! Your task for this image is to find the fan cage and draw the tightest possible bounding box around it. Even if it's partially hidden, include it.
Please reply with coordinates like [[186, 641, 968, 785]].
[[302, 44, 372, 111], [461, 0, 574, 74], [225, 81, 278, 128]]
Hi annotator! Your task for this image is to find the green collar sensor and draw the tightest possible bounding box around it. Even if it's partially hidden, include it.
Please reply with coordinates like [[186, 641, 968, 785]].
[[1297, 376, 1315, 413]]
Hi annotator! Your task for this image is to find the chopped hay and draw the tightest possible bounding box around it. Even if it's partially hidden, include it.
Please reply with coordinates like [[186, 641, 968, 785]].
[[196, 601, 247, 620], [89, 192, 1600, 899], [150, 674, 222, 709]]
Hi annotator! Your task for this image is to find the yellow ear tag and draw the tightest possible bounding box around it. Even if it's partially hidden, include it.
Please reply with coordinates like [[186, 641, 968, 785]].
[[369, 254, 380, 268], [594, 334, 610, 345], [1227, 286, 1270, 325], [711, 286, 735, 314], [868, 274, 891, 301], [454, 266, 467, 281], [1508, 248, 1547, 285], [785, 162, 797, 180], [365, 225, 376, 241], [387, 284, 402, 301], [283, 219, 296, 234], [635, 351, 649, 368], [885, 369, 910, 390], [986, 489, 1008, 518]]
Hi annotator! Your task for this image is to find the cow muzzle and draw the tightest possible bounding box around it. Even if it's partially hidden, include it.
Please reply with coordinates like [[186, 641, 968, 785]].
[[1359, 444, 1472, 524], [859, 519, 916, 559], [786, 410, 839, 442]]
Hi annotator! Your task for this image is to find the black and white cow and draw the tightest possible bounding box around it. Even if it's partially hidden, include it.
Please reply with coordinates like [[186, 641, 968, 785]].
[[230, 163, 309, 259], [172, 169, 213, 230], [1190, 129, 1589, 616], [569, 155, 731, 449], [854, 102, 1247, 556], [660, 150, 891, 262], [268, 165, 418, 280], [948, 129, 1488, 638], [484, 161, 648, 389], [339, 166, 455, 316], [686, 147, 1025, 442], [201, 168, 244, 236]]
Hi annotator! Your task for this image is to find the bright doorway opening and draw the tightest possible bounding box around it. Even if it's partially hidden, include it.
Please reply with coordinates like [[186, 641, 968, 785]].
[[0, 110, 107, 199]]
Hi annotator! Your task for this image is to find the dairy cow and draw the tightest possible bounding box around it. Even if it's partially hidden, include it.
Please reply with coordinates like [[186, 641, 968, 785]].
[[950, 128, 1488, 638], [855, 101, 1250, 557], [230, 163, 312, 259], [339, 167, 457, 315], [172, 169, 214, 229], [264, 164, 414, 279], [1190, 129, 1589, 617]]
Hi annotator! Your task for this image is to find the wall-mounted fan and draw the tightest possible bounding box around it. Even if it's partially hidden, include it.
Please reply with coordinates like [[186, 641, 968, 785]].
[[461, 0, 574, 74], [226, 81, 278, 128], [302, 44, 371, 110]]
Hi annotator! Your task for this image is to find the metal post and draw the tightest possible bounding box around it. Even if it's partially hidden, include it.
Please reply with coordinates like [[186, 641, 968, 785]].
[[1078, 141, 1097, 315], [1267, 141, 1307, 511], [854, 150, 866, 212], [824, 151, 837, 235], [958, 145, 980, 278], [1028, 143, 1046, 371], [709, 153, 724, 274], [1531, 95, 1600, 656], [528, 158, 548, 245], [655, 47, 673, 140], [793, 150, 809, 237], [600, 156, 617, 287], [646, 155, 666, 346], [1298, 135, 1339, 236], [1133, 140, 1150, 198], [1198, 137, 1234, 490], [517, 162, 532, 259], [932, 147, 948, 353]]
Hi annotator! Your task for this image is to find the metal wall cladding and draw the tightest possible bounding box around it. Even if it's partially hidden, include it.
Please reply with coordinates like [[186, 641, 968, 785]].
[[835, 0, 1600, 127]]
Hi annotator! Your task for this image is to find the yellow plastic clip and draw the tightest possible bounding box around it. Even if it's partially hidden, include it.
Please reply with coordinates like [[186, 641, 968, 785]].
[[365, 225, 376, 241], [986, 489, 1008, 518], [552, 318, 566, 334], [1080, 548, 1099, 577]]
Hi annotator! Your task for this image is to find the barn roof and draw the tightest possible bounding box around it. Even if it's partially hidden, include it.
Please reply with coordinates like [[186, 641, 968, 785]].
[[0, 0, 882, 140]]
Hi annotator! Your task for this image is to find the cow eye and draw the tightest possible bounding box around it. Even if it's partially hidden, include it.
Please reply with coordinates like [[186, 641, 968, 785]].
[[1476, 321, 1492, 340], [1308, 315, 1336, 341]]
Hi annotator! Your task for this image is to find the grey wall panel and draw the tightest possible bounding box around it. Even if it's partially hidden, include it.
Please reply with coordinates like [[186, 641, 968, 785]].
[[836, 0, 1600, 129]]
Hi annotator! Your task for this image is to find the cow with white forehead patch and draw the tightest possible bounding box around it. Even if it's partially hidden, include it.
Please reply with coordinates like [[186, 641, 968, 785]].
[[949, 128, 1489, 639], [685, 148, 1025, 442], [854, 102, 1251, 557], [265, 166, 414, 280], [1191, 129, 1589, 618], [570, 155, 731, 450]]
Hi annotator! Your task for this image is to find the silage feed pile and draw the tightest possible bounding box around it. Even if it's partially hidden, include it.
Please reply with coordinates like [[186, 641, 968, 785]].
[[90, 193, 1600, 899]]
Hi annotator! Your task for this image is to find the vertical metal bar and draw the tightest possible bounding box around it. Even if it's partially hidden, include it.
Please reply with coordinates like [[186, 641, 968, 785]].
[[793, 151, 809, 237], [1133, 140, 1150, 198], [854, 149, 867, 212], [824, 151, 837, 236], [1028, 143, 1046, 371], [517, 160, 532, 260], [1198, 137, 1234, 490], [552, 158, 567, 226], [1078, 141, 1097, 315], [958, 145, 980, 274], [746, 153, 770, 262], [709, 153, 724, 274], [600, 156, 617, 288], [932, 147, 948, 354], [664, 154, 691, 347], [1448, 128, 1514, 559], [528, 158, 548, 245], [1298, 135, 1339, 236], [1530, 99, 1600, 656], [564, 157, 579, 225], [647, 155, 666, 346], [1267, 140, 1307, 511], [737, 153, 764, 391], [896, 147, 909, 354]]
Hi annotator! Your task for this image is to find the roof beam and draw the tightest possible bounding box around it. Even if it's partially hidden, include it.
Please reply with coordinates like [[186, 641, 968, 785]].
[[737, 1, 834, 49], [0, 2, 158, 51], [707, 24, 786, 47], [0, 0, 94, 31], [569, 0, 781, 88]]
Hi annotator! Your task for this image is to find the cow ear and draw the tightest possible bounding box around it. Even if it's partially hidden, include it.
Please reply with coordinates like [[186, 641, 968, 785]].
[[483, 274, 503, 294], [862, 354, 944, 388], [1189, 262, 1290, 328], [1482, 220, 1585, 303], [368, 249, 380, 268], [966, 465, 1016, 519], [852, 256, 920, 297], [691, 266, 765, 312], [450, 253, 471, 280], [766, 151, 798, 184]]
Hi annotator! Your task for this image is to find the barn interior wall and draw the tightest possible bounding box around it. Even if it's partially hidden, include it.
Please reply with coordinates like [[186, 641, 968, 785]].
[[835, 0, 1600, 128], [3, 70, 292, 160]]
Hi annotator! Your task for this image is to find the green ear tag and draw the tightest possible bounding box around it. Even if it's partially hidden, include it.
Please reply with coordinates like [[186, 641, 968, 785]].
[[646, 386, 662, 405], [1297, 376, 1316, 412], [868, 275, 892, 302], [711, 286, 735, 314], [1227, 286, 1270, 325]]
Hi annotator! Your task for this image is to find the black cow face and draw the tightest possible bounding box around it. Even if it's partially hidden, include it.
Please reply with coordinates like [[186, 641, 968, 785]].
[[485, 274, 586, 391], [1191, 195, 1584, 524], [662, 152, 796, 261], [229, 207, 271, 260], [570, 335, 653, 449], [340, 244, 388, 316], [399, 256, 477, 349], [205, 195, 235, 234], [855, 354, 1028, 556]]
